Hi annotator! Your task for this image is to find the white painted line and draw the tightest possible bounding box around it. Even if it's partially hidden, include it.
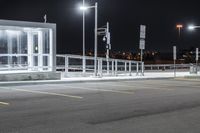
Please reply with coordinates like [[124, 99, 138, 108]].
[[47, 82, 173, 92], [57, 85, 134, 94], [85, 82, 172, 90], [175, 78, 200, 82], [0, 102, 10, 106], [14, 88, 83, 99], [0, 87, 83, 99], [85, 82, 138, 88]]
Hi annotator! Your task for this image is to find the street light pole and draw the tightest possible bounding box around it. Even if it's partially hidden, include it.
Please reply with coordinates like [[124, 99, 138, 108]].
[[196, 48, 199, 69], [188, 25, 200, 74], [94, 2, 98, 77], [82, 0, 86, 74], [79, 2, 98, 77]]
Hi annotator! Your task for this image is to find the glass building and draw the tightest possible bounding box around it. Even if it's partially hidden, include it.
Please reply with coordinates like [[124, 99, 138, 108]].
[[0, 20, 56, 73]]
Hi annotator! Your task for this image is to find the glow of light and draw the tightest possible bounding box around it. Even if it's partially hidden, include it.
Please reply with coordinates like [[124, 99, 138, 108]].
[[35, 46, 38, 51], [79, 6, 88, 11], [188, 25, 195, 30], [176, 24, 183, 28], [5, 30, 21, 36]]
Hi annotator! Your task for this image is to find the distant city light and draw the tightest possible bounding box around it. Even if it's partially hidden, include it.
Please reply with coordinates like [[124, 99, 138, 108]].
[[176, 24, 183, 28], [176, 24, 183, 36]]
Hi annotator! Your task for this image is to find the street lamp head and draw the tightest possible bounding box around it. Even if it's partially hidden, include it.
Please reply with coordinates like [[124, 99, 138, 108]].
[[188, 25, 195, 30], [79, 6, 88, 11], [79, 3, 97, 11]]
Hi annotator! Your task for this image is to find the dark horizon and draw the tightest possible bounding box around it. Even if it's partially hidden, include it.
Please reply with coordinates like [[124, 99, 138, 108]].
[[1, 0, 200, 54]]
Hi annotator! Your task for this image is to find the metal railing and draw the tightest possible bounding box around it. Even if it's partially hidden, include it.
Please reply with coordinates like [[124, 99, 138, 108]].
[[56, 54, 199, 77], [56, 54, 143, 77], [144, 64, 191, 71]]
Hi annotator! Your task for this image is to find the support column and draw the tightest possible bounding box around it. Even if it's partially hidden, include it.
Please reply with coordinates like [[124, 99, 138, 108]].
[[7, 35, 12, 69], [49, 29, 53, 71], [27, 32, 33, 71], [17, 34, 21, 65], [38, 31, 43, 71]]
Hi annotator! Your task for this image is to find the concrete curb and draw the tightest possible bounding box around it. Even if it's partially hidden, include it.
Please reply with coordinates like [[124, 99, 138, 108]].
[[184, 75, 200, 79]]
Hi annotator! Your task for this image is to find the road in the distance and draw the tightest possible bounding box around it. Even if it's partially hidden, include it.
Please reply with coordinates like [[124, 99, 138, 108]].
[[1, 78, 200, 133]]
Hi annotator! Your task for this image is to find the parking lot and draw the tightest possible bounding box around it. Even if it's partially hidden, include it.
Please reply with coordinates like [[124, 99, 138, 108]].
[[1, 78, 200, 133]]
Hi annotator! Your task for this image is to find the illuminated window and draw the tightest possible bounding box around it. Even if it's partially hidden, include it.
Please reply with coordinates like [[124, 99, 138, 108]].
[[0, 20, 56, 73]]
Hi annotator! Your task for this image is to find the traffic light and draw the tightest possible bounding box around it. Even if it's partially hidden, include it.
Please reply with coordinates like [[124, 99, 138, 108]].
[[104, 22, 111, 50], [106, 32, 111, 50], [98, 22, 111, 50]]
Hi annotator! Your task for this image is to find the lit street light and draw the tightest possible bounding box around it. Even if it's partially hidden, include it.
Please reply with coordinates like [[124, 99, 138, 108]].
[[176, 24, 183, 37], [80, 6, 88, 11], [80, 0, 86, 75], [80, 2, 98, 77], [188, 25, 200, 30], [188, 25, 195, 30], [187, 24, 199, 73]]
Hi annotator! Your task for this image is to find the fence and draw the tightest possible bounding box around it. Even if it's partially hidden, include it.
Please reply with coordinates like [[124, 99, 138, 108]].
[[56, 54, 143, 77], [144, 64, 191, 72], [56, 54, 197, 77]]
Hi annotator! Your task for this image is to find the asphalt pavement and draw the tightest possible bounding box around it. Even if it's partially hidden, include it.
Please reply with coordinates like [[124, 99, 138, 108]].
[[1, 78, 200, 133]]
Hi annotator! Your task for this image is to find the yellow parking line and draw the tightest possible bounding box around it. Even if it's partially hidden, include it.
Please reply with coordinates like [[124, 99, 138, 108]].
[[0, 102, 10, 106]]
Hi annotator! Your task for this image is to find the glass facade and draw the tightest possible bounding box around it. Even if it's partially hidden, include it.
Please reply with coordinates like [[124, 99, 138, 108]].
[[0, 25, 54, 72]]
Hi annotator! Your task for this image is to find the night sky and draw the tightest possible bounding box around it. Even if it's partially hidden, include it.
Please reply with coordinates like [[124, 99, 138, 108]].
[[1, 0, 200, 54]]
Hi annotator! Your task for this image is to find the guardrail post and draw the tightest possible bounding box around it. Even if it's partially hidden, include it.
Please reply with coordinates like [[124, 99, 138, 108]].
[[100, 58, 103, 77], [65, 55, 69, 73], [115, 60, 118, 76], [125, 62, 127, 72], [98, 59, 100, 76], [129, 61, 131, 76], [142, 62, 144, 76], [112, 60, 114, 75], [107, 58, 109, 74], [97, 58, 103, 77], [83, 56, 86, 74]]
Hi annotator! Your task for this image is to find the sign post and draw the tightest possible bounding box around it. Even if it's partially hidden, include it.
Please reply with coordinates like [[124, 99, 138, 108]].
[[196, 48, 199, 65], [196, 48, 199, 74], [97, 22, 111, 74], [139, 25, 146, 76], [173, 46, 177, 77]]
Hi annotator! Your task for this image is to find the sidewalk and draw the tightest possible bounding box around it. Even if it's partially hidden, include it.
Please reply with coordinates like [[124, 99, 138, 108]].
[[0, 71, 199, 86]]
